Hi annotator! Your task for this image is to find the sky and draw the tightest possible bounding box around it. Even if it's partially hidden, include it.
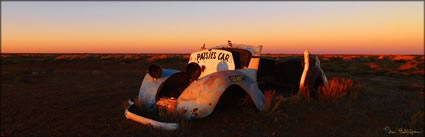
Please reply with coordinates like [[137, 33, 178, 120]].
[[1, 2, 424, 54]]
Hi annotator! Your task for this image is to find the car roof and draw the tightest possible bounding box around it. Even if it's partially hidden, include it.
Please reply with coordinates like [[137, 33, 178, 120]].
[[210, 44, 262, 57]]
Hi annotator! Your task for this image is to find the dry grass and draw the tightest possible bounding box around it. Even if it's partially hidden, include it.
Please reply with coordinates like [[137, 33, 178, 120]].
[[263, 90, 276, 112], [317, 77, 361, 101], [299, 77, 362, 102], [270, 96, 284, 113], [262, 90, 284, 113]]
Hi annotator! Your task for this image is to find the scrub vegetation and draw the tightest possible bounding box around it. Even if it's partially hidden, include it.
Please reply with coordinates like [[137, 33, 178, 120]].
[[1, 54, 423, 136]]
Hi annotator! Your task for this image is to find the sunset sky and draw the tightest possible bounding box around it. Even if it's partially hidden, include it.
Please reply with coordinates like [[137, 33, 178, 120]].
[[1, 2, 423, 54]]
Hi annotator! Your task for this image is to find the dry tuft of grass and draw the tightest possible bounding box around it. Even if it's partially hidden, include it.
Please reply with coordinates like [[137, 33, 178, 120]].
[[317, 77, 362, 101], [299, 77, 362, 102], [262, 90, 284, 113], [263, 90, 276, 112], [270, 96, 284, 113]]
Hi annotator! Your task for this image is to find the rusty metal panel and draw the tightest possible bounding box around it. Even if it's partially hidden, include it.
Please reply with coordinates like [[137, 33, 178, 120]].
[[156, 97, 177, 113], [176, 70, 264, 119]]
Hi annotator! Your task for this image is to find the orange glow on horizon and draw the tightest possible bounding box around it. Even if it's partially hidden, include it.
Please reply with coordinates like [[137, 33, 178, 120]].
[[1, 2, 423, 54]]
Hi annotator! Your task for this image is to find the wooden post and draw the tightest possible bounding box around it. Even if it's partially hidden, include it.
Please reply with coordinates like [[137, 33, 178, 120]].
[[299, 50, 310, 89]]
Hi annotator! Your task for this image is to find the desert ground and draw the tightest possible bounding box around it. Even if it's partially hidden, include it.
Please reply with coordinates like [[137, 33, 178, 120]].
[[1, 54, 424, 137]]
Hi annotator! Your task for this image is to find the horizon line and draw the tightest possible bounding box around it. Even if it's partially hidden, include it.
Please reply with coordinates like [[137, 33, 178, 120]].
[[1, 52, 424, 56]]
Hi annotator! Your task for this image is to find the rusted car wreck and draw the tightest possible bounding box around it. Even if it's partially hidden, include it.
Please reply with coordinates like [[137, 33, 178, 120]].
[[125, 41, 328, 130]]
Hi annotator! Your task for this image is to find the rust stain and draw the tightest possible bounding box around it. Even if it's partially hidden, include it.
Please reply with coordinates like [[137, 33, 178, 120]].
[[178, 108, 187, 114], [179, 96, 198, 101], [191, 108, 200, 118], [194, 98, 209, 104]]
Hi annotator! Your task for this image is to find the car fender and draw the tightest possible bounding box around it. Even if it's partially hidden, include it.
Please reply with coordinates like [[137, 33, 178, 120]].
[[176, 70, 265, 119], [137, 69, 180, 110]]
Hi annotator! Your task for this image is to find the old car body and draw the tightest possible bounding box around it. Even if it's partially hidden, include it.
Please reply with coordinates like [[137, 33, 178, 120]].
[[125, 41, 328, 130]]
